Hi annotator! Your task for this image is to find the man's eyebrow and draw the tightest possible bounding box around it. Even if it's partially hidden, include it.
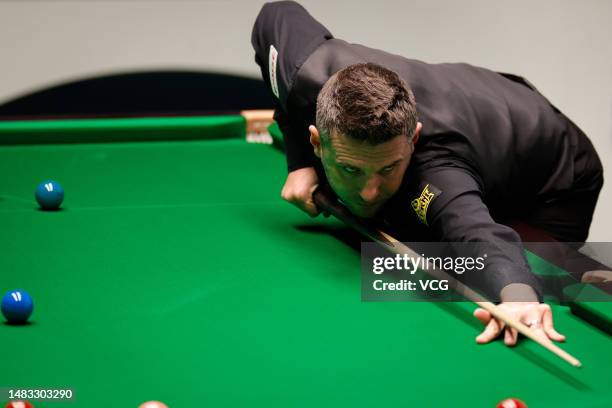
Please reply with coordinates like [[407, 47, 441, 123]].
[[336, 158, 403, 170], [381, 159, 403, 169], [336, 161, 360, 168], [376, 159, 403, 171]]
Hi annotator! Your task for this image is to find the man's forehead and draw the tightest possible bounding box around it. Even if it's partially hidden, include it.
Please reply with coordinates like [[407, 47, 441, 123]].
[[329, 132, 408, 164]]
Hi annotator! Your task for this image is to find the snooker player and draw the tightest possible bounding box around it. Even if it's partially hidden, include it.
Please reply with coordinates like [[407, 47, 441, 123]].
[[251, 1, 605, 345]]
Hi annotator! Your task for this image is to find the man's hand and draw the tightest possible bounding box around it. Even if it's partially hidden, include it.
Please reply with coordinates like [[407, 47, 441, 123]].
[[473, 302, 566, 346], [473, 283, 564, 346], [581, 270, 612, 283], [281, 167, 321, 217]]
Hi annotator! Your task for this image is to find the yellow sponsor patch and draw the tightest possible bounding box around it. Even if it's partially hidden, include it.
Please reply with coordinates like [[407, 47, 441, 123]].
[[411, 184, 437, 225]]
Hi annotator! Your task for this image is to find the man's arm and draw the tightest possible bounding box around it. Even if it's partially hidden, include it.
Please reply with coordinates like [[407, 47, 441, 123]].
[[430, 191, 544, 301], [251, 1, 332, 173], [273, 107, 317, 172], [414, 166, 543, 301], [252, 2, 336, 215], [415, 165, 566, 344]]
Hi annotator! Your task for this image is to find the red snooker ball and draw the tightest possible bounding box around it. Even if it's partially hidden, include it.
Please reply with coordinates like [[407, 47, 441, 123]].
[[138, 401, 169, 408], [497, 398, 527, 408], [5, 402, 34, 408]]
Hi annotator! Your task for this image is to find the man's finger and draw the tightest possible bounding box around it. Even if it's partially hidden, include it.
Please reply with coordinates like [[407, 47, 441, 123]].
[[308, 183, 320, 196], [540, 303, 566, 342], [473, 308, 492, 325], [303, 184, 322, 217], [303, 199, 321, 217], [476, 319, 503, 344], [504, 326, 518, 346], [581, 270, 612, 283]]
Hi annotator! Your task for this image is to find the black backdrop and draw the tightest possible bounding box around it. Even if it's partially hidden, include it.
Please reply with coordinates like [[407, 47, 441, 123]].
[[0, 71, 275, 119]]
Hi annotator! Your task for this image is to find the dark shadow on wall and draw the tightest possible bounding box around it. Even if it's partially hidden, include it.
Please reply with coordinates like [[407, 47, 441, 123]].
[[0, 71, 275, 119]]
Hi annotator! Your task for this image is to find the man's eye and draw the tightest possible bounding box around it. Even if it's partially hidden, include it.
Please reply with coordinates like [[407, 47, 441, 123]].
[[381, 165, 395, 174], [343, 166, 360, 174]]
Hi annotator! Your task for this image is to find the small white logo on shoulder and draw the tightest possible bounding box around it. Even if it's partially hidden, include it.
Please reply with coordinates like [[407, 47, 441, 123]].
[[269, 45, 279, 99]]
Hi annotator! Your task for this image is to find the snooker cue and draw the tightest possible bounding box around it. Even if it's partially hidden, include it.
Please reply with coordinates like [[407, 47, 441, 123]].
[[312, 187, 582, 368]]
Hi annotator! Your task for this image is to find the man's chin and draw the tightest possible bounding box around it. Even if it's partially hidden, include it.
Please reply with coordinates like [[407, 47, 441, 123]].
[[349, 204, 380, 218]]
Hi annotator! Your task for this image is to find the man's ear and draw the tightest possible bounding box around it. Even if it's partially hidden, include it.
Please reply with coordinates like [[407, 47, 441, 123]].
[[411, 122, 423, 146], [309, 125, 322, 158]]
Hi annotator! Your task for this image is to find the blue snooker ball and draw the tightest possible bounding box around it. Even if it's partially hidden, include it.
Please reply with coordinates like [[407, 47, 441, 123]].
[[35, 180, 64, 210], [1, 289, 34, 324]]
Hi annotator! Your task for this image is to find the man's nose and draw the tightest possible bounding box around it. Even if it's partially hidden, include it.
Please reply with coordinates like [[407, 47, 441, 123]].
[[360, 176, 381, 203]]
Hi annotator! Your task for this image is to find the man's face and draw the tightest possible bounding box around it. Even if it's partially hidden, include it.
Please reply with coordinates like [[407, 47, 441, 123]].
[[311, 126, 418, 218]]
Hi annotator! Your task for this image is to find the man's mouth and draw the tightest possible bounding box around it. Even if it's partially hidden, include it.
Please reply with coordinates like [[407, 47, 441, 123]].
[[339, 197, 381, 213], [356, 200, 380, 208], [353, 202, 380, 212]]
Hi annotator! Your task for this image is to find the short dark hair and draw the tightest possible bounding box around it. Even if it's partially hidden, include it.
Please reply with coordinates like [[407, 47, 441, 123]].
[[316, 63, 418, 145]]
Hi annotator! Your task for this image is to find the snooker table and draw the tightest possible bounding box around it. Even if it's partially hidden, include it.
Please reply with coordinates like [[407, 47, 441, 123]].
[[0, 115, 611, 408]]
